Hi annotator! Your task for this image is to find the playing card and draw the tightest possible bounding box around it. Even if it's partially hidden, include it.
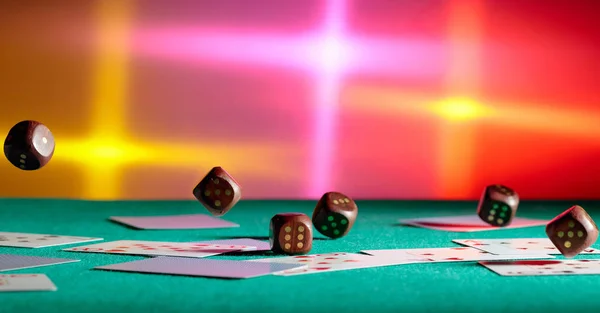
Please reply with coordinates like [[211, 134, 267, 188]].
[[109, 214, 239, 230], [361, 247, 554, 263], [479, 259, 600, 276], [197, 238, 271, 251], [0, 254, 79, 272], [95, 256, 306, 279], [0, 274, 57, 292], [0, 231, 102, 248], [453, 238, 600, 255], [399, 215, 547, 232], [250, 252, 421, 276], [63, 240, 251, 258]]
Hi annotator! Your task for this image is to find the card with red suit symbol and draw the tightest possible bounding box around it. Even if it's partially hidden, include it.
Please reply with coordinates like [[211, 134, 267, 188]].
[[250, 252, 423, 276], [453, 238, 600, 255], [361, 247, 554, 263], [479, 259, 600, 276], [197, 238, 271, 252], [63, 240, 253, 258], [0, 231, 102, 248], [398, 215, 547, 232]]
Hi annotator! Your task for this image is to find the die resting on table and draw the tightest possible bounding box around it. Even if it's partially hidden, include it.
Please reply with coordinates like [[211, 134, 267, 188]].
[[270, 213, 313, 255], [192, 166, 241, 216], [312, 192, 358, 239], [3, 120, 55, 171], [546, 205, 599, 258], [477, 184, 519, 227]]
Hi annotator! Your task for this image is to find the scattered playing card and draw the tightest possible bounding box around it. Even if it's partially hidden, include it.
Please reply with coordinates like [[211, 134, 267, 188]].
[[0, 232, 102, 248], [63, 240, 251, 258], [95, 257, 306, 279], [453, 238, 600, 255], [399, 215, 547, 232], [0, 254, 79, 272], [251, 252, 420, 276], [197, 238, 271, 252], [479, 259, 600, 276], [0, 274, 57, 292], [109, 214, 239, 230], [361, 247, 554, 263]]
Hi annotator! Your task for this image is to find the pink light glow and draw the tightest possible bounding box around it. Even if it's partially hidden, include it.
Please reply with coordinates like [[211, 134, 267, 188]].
[[133, 29, 316, 70], [131, 31, 443, 78], [128, 0, 446, 198], [307, 0, 346, 197]]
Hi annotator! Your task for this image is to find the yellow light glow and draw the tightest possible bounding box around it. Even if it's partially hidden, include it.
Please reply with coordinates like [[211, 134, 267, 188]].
[[343, 85, 600, 138], [75, 0, 134, 199], [54, 137, 147, 164], [435, 0, 486, 198], [50, 134, 299, 199], [46, 0, 298, 200], [90, 0, 133, 137], [343, 87, 489, 122], [343, 82, 600, 200], [430, 97, 490, 122]]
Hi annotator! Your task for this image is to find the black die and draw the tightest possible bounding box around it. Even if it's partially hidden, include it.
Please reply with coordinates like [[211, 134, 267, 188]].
[[477, 184, 519, 227]]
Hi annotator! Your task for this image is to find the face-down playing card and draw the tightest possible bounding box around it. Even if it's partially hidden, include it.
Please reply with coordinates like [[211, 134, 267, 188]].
[[0, 231, 102, 248], [398, 215, 547, 232], [250, 252, 421, 276], [63, 240, 252, 258], [479, 259, 600, 276], [95, 257, 306, 279], [0, 274, 57, 292], [109, 214, 239, 230], [360, 247, 554, 263], [453, 238, 600, 255], [0, 254, 79, 272]]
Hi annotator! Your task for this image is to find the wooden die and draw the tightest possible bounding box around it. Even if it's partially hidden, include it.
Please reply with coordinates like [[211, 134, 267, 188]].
[[270, 213, 312, 255], [3, 120, 55, 170], [546, 205, 599, 258], [192, 166, 241, 216], [312, 192, 358, 239], [476, 184, 519, 227]]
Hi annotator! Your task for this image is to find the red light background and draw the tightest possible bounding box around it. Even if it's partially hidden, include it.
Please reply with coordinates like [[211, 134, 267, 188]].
[[0, 0, 599, 200]]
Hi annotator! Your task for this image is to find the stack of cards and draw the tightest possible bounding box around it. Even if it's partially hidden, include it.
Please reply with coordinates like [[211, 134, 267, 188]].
[[4, 217, 599, 281], [89, 247, 556, 279], [72, 235, 600, 279]]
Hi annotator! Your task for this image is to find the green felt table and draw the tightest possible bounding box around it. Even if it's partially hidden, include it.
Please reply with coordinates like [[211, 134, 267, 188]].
[[2, 198, 600, 313]]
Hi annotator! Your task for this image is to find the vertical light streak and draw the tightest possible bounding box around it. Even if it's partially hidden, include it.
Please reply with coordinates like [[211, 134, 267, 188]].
[[86, 0, 133, 199], [308, 0, 346, 198], [437, 0, 485, 198]]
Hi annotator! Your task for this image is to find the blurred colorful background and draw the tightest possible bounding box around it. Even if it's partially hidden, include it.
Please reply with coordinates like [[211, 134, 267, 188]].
[[1, 0, 599, 201]]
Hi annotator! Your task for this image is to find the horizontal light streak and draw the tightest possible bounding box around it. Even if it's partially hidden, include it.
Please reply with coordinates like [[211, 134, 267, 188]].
[[343, 85, 600, 138], [132, 27, 445, 78], [52, 137, 298, 176]]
